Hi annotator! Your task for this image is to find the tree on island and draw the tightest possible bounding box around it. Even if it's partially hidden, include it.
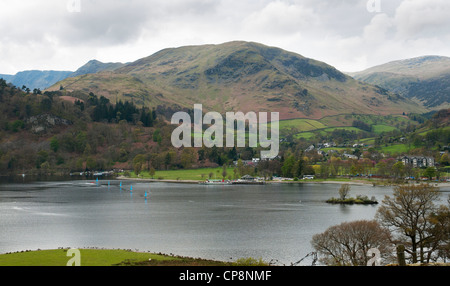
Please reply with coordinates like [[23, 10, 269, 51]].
[[339, 184, 350, 200], [327, 184, 377, 205]]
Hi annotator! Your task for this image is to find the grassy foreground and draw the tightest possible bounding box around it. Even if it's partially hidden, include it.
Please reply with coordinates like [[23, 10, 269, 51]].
[[0, 249, 224, 266], [0, 249, 268, 266]]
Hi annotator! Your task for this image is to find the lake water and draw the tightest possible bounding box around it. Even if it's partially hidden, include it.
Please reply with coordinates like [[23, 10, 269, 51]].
[[1, 179, 448, 265]]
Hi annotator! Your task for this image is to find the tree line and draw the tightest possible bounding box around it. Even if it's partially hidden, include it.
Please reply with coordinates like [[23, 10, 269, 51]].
[[0, 81, 162, 174], [0, 77, 448, 181], [85, 92, 156, 127]]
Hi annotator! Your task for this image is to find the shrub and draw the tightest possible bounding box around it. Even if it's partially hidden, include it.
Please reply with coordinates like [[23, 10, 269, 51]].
[[312, 220, 393, 266], [233, 257, 269, 266]]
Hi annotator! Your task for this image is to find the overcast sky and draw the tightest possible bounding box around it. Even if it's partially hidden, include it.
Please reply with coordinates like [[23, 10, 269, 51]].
[[1, 0, 450, 74]]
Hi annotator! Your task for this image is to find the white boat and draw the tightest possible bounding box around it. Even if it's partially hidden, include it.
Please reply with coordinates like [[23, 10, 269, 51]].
[[199, 179, 232, 185], [232, 175, 266, 185]]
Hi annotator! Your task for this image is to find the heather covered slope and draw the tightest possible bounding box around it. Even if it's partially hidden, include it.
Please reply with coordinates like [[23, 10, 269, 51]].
[[49, 41, 425, 120]]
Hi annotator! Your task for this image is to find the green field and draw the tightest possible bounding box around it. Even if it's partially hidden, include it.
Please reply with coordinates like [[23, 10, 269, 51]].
[[128, 166, 237, 181], [359, 137, 376, 145], [0, 249, 265, 266], [0, 249, 175, 266], [372, 125, 398, 134], [294, 132, 316, 140], [278, 119, 326, 132], [322, 127, 364, 133], [419, 125, 450, 136], [379, 144, 411, 155], [278, 114, 413, 140], [318, 114, 411, 127]]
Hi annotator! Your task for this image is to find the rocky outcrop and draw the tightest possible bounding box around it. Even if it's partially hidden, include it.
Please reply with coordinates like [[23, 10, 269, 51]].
[[26, 114, 72, 133]]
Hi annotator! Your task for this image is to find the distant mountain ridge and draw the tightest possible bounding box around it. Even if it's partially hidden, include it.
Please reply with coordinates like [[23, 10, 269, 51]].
[[0, 70, 73, 90], [70, 60, 126, 78], [0, 74, 13, 83], [48, 41, 425, 120], [0, 60, 126, 90], [349, 56, 450, 109]]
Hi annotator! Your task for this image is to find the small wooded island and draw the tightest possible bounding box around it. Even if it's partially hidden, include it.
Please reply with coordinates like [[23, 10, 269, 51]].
[[326, 184, 378, 205]]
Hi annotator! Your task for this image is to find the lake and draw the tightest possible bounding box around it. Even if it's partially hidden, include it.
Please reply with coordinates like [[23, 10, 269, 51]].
[[0, 179, 448, 265]]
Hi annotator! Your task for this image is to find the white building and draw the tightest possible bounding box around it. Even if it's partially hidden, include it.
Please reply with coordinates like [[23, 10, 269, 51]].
[[399, 156, 435, 168]]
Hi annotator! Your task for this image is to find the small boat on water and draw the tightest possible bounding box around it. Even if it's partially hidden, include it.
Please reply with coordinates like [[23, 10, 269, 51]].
[[199, 179, 232, 185], [232, 175, 266, 185], [199, 175, 266, 186]]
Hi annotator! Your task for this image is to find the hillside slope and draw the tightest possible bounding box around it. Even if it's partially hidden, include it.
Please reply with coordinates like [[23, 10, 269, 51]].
[[49, 41, 425, 120], [349, 56, 450, 109]]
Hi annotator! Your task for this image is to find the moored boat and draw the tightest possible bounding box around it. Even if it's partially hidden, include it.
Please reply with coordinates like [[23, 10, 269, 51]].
[[231, 175, 266, 185], [199, 179, 232, 185]]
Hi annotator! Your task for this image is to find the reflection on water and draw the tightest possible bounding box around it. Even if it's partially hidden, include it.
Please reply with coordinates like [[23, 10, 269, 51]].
[[0, 179, 448, 265]]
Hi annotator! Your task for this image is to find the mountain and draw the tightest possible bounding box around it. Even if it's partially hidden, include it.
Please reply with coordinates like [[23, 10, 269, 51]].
[[70, 60, 126, 78], [48, 41, 425, 120], [0, 60, 126, 91], [1, 70, 73, 90], [0, 74, 13, 82], [349, 56, 450, 110]]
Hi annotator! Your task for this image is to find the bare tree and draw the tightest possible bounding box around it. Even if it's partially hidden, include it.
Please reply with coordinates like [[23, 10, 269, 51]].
[[375, 184, 441, 264], [311, 220, 393, 266], [339, 184, 350, 200]]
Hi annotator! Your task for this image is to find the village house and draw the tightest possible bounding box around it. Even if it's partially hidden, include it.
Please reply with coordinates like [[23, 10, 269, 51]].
[[343, 153, 358, 160], [399, 155, 435, 168]]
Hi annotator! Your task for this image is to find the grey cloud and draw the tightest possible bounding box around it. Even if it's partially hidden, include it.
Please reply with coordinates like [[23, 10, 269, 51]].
[[59, 0, 153, 46], [1, 0, 450, 74], [394, 0, 450, 39], [56, 0, 225, 46]]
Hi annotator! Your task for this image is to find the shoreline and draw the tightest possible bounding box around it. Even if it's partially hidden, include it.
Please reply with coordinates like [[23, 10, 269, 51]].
[[3, 173, 448, 188], [116, 176, 200, 184], [117, 176, 372, 186], [116, 176, 450, 188]]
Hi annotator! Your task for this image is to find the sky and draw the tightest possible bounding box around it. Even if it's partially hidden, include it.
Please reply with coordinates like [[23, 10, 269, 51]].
[[1, 0, 450, 75]]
